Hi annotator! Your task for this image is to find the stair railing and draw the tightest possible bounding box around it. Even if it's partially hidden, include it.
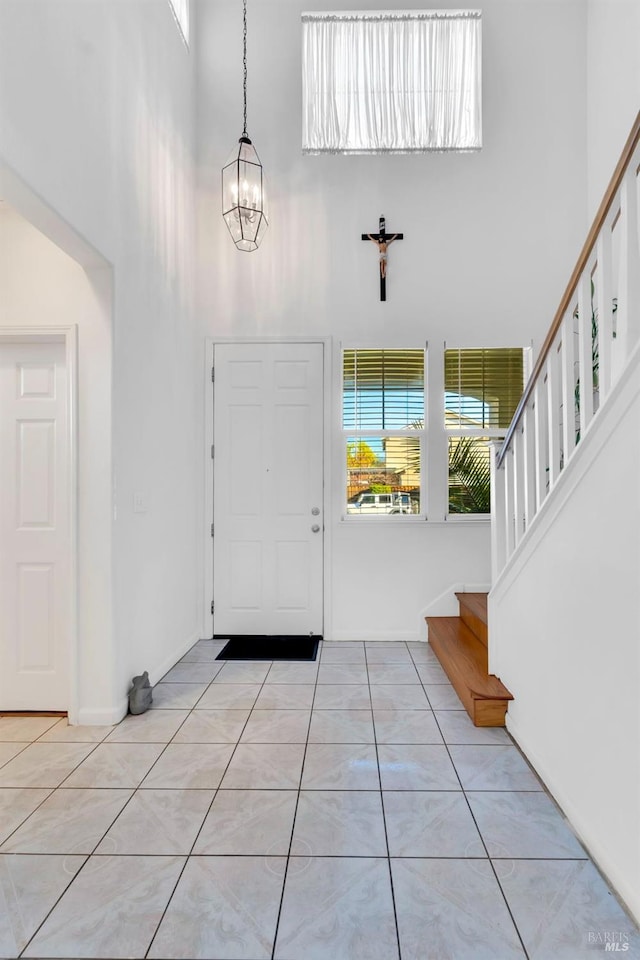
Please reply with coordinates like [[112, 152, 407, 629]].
[[491, 111, 640, 583]]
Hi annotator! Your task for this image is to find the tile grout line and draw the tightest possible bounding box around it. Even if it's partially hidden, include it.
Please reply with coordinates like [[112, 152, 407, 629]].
[[12, 649, 252, 960], [7, 641, 636, 959], [17, 674, 212, 960], [144, 650, 272, 960], [269, 643, 323, 960], [366, 640, 404, 960], [429, 691, 532, 960]]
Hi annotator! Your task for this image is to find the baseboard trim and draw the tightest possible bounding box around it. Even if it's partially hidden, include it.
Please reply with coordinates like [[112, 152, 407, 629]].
[[331, 631, 421, 643], [506, 714, 640, 925], [420, 582, 491, 619], [77, 700, 128, 727], [149, 630, 201, 686], [74, 631, 201, 728]]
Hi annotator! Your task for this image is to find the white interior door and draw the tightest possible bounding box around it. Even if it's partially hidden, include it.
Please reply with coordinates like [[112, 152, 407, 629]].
[[0, 339, 71, 710], [213, 342, 324, 636]]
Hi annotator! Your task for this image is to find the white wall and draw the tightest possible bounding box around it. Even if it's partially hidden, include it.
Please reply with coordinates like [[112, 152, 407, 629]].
[[196, 0, 588, 639], [490, 343, 640, 922], [587, 0, 640, 219], [0, 204, 114, 722], [0, 0, 199, 720]]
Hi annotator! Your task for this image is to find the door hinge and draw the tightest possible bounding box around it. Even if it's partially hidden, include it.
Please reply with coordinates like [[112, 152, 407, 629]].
[[211, 600, 214, 615], [211, 444, 214, 459], [211, 367, 215, 383], [210, 523, 214, 537]]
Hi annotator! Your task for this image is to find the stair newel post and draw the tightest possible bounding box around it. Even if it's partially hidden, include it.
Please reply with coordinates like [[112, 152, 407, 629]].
[[616, 165, 640, 365], [489, 441, 506, 583]]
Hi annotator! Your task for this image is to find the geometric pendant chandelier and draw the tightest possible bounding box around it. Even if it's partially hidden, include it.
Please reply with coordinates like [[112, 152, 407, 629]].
[[221, 0, 268, 251]]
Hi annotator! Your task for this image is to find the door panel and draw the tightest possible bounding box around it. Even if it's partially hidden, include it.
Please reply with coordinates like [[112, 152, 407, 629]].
[[213, 342, 323, 635], [0, 340, 70, 710]]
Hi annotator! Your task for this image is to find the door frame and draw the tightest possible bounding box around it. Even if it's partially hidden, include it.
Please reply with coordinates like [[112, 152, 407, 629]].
[[203, 336, 333, 641], [0, 326, 78, 719]]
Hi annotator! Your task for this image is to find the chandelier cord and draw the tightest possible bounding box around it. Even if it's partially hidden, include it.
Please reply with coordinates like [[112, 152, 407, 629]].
[[242, 0, 248, 137]]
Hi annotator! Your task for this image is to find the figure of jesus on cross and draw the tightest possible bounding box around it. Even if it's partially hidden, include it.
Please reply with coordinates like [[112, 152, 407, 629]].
[[361, 215, 404, 301]]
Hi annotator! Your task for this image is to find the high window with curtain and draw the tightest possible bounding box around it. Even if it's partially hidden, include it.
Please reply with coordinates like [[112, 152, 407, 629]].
[[302, 10, 482, 154], [343, 349, 426, 516], [168, 0, 190, 47], [445, 348, 524, 514]]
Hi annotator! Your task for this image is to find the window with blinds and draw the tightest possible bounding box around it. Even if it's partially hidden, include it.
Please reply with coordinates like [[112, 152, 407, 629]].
[[445, 348, 524, 514], [445, 348, 524, 430], [343, 349, 425, 516], [344, 350, 425, 430]]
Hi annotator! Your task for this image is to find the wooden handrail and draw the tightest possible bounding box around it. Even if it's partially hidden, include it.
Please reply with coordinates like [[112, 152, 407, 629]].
[[497, 110, 640, 468]]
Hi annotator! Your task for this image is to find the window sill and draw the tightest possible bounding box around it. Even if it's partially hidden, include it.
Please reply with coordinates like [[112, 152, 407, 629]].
[[445, 514, 491, 523], [339, 515, 492, 524]]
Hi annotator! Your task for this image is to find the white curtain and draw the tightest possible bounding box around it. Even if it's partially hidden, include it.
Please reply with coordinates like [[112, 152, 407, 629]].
[[168, 0, 190, 45], [302, 11, 482, 154]]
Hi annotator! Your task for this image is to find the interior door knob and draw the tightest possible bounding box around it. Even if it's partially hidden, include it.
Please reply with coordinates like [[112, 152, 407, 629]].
[[311, 524, 320, 533]]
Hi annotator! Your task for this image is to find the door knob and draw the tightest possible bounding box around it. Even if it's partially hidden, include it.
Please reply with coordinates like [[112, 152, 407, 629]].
[[311, 507, 320, 516], [311, 524, 320, 533]]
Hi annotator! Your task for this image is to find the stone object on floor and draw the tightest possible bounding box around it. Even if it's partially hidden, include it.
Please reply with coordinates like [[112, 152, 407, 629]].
[[128, 671, 153, 714]]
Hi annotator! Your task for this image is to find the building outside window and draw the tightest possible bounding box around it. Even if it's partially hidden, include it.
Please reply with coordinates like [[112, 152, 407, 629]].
[[445, 347, 525, 514]]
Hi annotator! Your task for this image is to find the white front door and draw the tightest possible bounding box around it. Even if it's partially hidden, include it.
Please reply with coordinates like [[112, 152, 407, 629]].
[[0, 340, 71, 710], [213, 342, 324, 636]]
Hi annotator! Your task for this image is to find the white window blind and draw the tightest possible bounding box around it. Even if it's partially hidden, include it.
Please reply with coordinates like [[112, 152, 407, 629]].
[[302, 10, 482, 154], [343, 349, 425, 516], [344, 349, 425, 429], [445, 348, 524, 431], [445, 348, 524, 514]]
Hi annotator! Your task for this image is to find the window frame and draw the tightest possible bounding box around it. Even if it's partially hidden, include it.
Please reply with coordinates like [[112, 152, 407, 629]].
[[444, 345, 529, 520], [302, 9, 482, 155], [341, 345, 428, 521]]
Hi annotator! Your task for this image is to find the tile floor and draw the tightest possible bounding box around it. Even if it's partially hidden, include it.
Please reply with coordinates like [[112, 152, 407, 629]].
[[0, 639, 638, 959]]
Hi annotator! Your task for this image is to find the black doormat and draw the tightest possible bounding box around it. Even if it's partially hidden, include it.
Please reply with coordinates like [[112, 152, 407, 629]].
[[215, 636, 320, 661]]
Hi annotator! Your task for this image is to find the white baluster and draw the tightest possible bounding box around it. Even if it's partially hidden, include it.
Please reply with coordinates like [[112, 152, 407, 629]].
[[577, 271, 594, 440], [534, 376, 547, 510], [596, 218, 614, 402], [490, 442, 506, 583], [547, 344, 561, 488], [523, 400, 536, 528], [561, 309, 577, 463], [616, 167, 640, 362], [512, 428, 523, 548], [504, 445, 515, 561]]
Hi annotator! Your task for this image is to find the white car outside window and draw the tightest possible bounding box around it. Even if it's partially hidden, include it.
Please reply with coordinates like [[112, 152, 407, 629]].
[[347, 493, 412, 515]]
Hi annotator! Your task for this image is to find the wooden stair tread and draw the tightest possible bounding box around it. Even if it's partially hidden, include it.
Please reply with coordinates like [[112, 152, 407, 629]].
[[427, 617, 511, 699], [426, 616, 512, 727], [454, 592, 488, 625]]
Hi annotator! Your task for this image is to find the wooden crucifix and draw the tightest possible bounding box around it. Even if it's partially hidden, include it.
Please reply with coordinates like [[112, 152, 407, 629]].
[[361, 215, 404, 301]]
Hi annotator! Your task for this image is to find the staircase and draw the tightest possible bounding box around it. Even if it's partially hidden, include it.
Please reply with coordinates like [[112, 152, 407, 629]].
[[426, 593, 513, 727]]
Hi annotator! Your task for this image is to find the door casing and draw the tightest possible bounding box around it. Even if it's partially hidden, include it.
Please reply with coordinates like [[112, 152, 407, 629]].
[[0, 326, 78, 718], [204, 337, 332, 641]]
